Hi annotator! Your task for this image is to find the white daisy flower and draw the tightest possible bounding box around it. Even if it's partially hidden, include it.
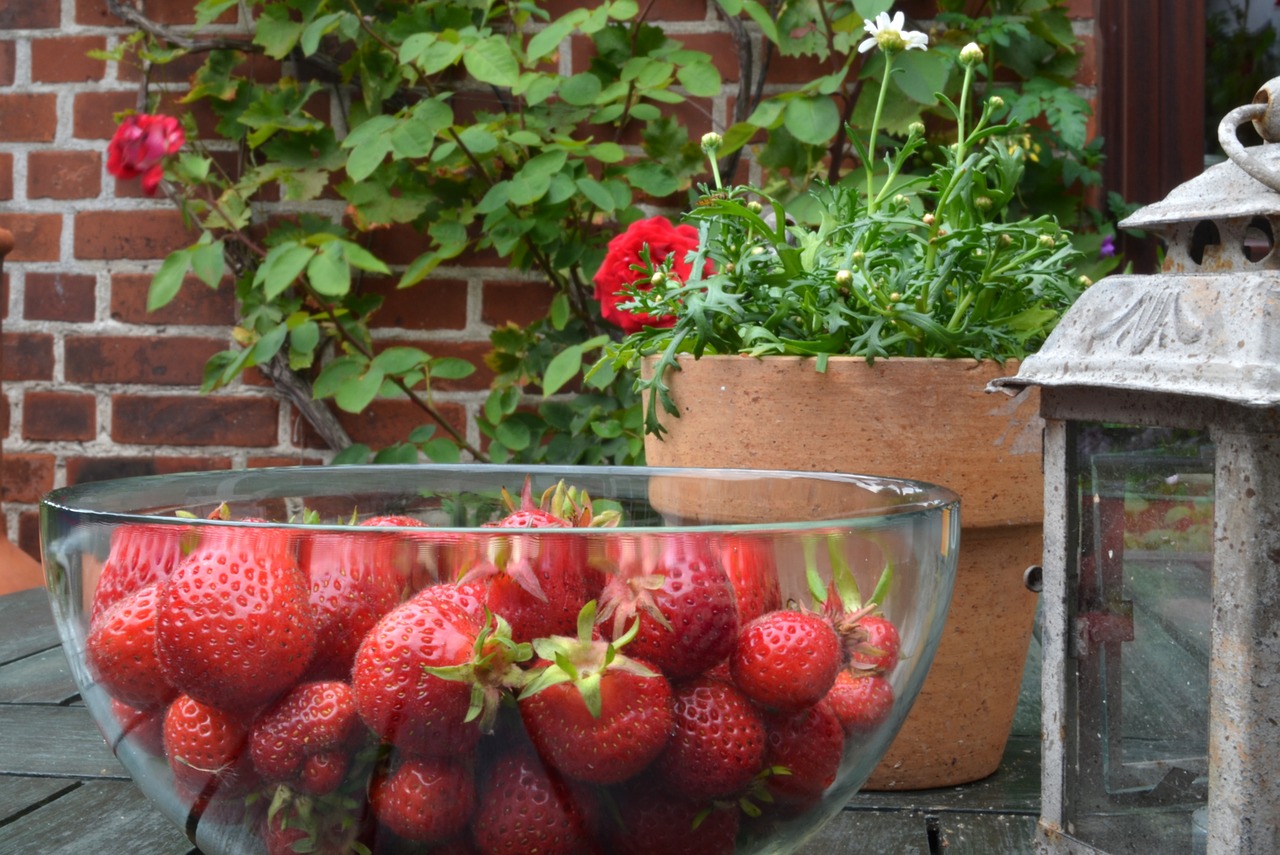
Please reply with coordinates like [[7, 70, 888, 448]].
[[857, 11, 929, 54]]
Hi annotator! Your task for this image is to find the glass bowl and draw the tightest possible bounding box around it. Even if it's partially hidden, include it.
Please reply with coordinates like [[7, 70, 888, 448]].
[[39, 464, 958, 855]]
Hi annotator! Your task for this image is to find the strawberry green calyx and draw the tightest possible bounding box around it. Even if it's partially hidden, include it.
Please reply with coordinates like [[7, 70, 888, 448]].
[[519, 601, 654, 719], [422, 610, 532, 732]]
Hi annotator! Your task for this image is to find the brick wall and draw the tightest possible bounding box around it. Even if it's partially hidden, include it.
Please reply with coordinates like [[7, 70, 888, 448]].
[[0, 1, 1099, 560]]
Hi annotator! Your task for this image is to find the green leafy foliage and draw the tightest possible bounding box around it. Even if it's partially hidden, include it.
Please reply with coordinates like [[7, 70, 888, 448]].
[[128, 0, 1110, 465]]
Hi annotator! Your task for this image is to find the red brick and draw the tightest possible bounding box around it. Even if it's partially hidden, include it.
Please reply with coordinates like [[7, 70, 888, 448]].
[[66, 455, 232, 485], [0, 213, 62, 262], [0, 389, 7, 435], [0, 94, 58, 143], [247, 454, 327, 469], [336, 399, 467, 449], [1075, 32, 1097, 88], [542, 0, 708, 22], [3, 333, 55, 381], [72, 90, 141, 141], [110, 272, 237, 326], [74, 209, 195, 261], [0, 41, 14, 87], [146, 0, 238, 25], [363, 224, 435, 267], [481, 279, 557, 328], [24, 272, 97, 322], [0, 152, 12, 201], [28, 150, 103, 199], [17, 512, 40, 561], [673, 32, 742, 86], [65, 335, 226, 386], [77, 0, 123, 27], [2, 453, 55, 505], [31, 35, 108, 83], [111, 394, 280, 447], [23, 390, 97, 442], [0, 3, 60, 28], [368, 277, 468, 331]]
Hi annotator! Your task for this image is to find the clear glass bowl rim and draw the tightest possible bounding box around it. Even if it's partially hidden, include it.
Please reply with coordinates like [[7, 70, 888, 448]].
[[39, 463, 960, 534]]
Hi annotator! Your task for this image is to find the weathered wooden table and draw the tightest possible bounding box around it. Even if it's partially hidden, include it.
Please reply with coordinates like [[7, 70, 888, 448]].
[[0, 586, 1040, 853]]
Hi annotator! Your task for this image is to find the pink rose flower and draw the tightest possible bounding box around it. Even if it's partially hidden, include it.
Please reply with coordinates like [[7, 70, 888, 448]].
[[107, 113, 185, 196], [593, 216, 707, 334]]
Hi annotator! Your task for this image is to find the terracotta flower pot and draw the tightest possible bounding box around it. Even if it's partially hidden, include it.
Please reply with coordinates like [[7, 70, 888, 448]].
[[641, 354, 1042, 789]]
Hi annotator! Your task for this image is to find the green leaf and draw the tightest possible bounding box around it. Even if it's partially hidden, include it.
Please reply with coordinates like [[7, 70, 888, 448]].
[[528, 10, 587, 62], [625, 162, 680, 197], [331, 443, 372, 465], [575, 177, 615, 212], [340, 240, 390, 274], [560, 72, 603, 107], [306, 242, 351, 297], [300, 12, 344, 57], [890, 48, 949, 106], [428, 357, 477, 380], [422, 438, 462, 463], [190, 239, 225, 288], [346, 134, 394, 183], [254, 5, 304, 59], [250, 322, 289, 364], [374, 443, 420, 464], [336, 364, 384, 413], [549, 292, 571, 331], [589, 141, 625, 163], [676, 62, 722, 97], [373, 346, 430, 375], [783, 96, 841, 145], [256, 243, 315, 300], [495, 418, 532, 451], [463, 35, 520, 88], [148, 249, 192, 312], [543, 344, 582, 396]]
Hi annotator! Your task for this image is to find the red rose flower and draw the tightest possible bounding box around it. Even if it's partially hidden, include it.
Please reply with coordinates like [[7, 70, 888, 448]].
[[107, 114, 185, 196], [593, 215, 707, 334]]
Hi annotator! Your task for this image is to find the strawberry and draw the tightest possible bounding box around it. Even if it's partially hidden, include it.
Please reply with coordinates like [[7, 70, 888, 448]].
[[718, 533, 781, 624], [352, 584, 528, 757], [518, 603, 674, 784], [607, 782, 740, 855], [90, 522, 191, 623], [260, 784, 373, 855], [370, 754, 476, 843], [655, 676, 767, 801], [359, 513, 437, 591], [846, 614, 901, 674], [299, 529, 407, 679], [249, 680, 363, 795], [762, 700, 845, 805], [162, 693, 255, 799], [462, 481, 608, 644], [156, 524, 317, 714], [598, 535, 739, 680], [470, 744, 593, 855], [730, 609, 842, 712], [107, 697, 165, 756], [85, 582, 176, 710], [824, 671, 894, 734]]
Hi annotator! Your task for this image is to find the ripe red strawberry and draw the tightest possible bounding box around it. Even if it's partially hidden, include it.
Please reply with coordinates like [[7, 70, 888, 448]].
[[156, 524, 317, 714], [470, 745, 593, 855], [370, 754, 476, 843], [163, 693, 255, 799], [90, 522, 191, 623], [519, 604, 674, 785], [85, 582, 176, 710], [824, 671, 895, 734], [462, 481, 607, 645], [719, 533, 781, 624], [598, 535, 739, 680], [730, 609, 842, 712], [655, 676, 767, 801], [846, 614, 901, 674], [762, 700, 845, 805], [352, 585, 528, 757], [607, 782, 739, 855], [249, 680, 363, 795], [359, 513, 437, 591], [299, 529, 406, 679], [107, 697, 165, 756]]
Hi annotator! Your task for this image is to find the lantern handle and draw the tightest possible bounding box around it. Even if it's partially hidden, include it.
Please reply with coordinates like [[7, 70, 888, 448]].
[[1219, 77, 1280, 192]]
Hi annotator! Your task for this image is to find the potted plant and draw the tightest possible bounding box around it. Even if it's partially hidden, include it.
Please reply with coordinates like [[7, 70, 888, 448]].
[[596, 12, 1088, 789]]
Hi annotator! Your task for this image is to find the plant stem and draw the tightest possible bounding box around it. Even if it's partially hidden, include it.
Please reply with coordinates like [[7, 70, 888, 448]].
[[865, 51, 895, 214]]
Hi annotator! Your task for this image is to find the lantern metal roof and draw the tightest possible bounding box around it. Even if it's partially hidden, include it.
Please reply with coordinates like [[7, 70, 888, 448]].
[[992, 78, 1280, 408]]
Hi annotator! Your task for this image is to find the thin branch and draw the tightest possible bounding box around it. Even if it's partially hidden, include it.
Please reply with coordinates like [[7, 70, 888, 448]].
[[106, 0, 256, 53], [258, 354, 354, 451]]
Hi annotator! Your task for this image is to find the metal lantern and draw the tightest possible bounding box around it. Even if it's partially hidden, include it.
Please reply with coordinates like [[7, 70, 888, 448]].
[[993, 77, 1280, 855]]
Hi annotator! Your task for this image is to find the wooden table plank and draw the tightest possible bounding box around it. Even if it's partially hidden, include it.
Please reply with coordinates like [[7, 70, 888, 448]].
[[0, 646, 78, 704], [0, 780, 196, 854], [798, 809, 930, 853], [0, 588, 60, 666], [0, 776, 77, 824], [0, 705, 125, 779]]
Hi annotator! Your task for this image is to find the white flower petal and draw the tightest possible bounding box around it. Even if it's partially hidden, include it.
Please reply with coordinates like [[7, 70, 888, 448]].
[[888, 11, 906, 31], [857, 35, 879, 53], [903, 31, 930, 50]]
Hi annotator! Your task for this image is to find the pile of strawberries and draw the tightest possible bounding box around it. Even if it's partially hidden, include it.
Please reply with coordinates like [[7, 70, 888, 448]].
[[82, 481, 901, 855]]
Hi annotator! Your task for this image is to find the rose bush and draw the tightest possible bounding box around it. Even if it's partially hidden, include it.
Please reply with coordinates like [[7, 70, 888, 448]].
[[593, 217, 708, 334], [106, 113, 185, 196]]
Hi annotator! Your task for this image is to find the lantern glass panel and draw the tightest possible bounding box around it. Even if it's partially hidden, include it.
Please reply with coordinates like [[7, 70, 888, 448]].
[[1066, 424, 1214, 850]]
